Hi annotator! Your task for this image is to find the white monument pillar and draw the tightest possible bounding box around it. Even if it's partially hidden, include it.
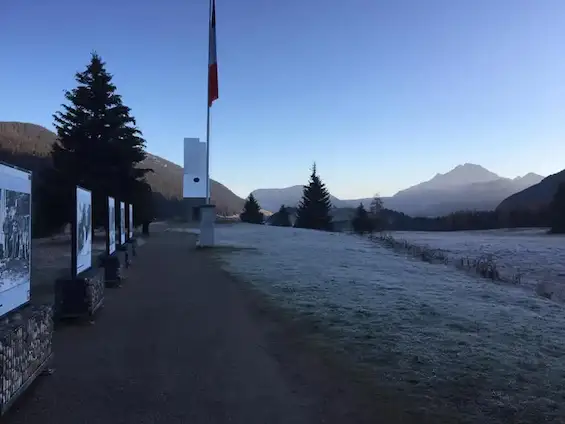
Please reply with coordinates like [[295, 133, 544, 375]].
[[183, 137, 215, 247], [183, 138, 208, 200]]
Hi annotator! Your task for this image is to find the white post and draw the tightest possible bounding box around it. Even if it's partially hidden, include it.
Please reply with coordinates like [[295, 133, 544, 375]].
[[198, 205, 215, 247]]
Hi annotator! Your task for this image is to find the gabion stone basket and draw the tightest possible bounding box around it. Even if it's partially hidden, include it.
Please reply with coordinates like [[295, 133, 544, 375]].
[[0, 304, 53, 415], [86, 273, 104, 314], [54, 268, 105, 320], [100, 254, 123, 288]]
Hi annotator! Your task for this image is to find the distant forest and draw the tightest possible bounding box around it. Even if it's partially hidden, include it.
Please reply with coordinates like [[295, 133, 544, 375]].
[[379, 207, 551, 232], [269, 204, 556, 233]]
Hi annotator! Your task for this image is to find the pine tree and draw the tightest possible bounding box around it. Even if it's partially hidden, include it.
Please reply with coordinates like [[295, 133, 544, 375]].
[[294, 163, 333, 231], [45, 52, 152, 229], [550, 183, 565, 233], [271, 205, 291, 227], [351, 203, 373, 234], [240, 194, 264, 224]]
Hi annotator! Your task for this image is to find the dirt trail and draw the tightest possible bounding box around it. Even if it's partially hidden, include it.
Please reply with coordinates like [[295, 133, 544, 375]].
[[4, 227, 416, 424]]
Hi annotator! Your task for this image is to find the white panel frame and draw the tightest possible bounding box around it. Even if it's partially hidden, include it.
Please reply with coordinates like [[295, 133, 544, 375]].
[[76, 187, 92, 275], [108, 197, 116, 255], [128, 204, 133, 239], [120, 202, 126, 245]]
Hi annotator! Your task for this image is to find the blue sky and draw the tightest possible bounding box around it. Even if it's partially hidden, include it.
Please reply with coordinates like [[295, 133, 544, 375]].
[[1, 0, 565, 199]]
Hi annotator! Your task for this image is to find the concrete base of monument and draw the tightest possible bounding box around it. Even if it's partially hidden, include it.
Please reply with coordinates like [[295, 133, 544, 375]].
[[198, 204, 216, 248], [54, 267, 105, 322], [0, 304, 54, 416]]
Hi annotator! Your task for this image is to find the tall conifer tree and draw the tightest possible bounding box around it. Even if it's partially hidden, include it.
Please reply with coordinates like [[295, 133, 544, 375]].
[[294, 164, 333, 231], [240, 193, 264, 224], [46, 52, 152, 228]]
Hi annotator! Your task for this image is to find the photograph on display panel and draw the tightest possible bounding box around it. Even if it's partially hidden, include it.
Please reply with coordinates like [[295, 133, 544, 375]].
[[0, 163, 32, 316], [76, 187, 92, 274], [109, 197, 116, 255], [1, 190, 31, 289], [120, 202, 125, 244]]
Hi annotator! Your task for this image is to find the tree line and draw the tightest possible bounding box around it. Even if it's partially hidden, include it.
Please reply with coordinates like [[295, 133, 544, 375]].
[[379, 184, 565, 233], [240, 164, 565, 235], [33, 53, 153, 237], [240, 164, 334, 230]]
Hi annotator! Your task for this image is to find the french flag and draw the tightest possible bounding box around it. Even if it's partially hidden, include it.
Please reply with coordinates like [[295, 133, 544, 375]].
[[208, 0, 219, 107]]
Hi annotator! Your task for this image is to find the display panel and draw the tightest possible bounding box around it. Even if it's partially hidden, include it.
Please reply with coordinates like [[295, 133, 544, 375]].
[[0, 164, 32, 317], [76, 187, 92, 274], [108, 197, 116, 255], [128, 204, 133, 239], [120, 202, 125, 245]]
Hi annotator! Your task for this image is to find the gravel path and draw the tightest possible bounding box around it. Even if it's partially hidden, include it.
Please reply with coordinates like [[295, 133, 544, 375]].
[[2, 228, 400, 424]]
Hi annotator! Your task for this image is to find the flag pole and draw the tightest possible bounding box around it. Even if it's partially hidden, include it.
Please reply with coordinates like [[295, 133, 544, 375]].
[[205, 0, 212, 205], [205, 98, 211, 205]]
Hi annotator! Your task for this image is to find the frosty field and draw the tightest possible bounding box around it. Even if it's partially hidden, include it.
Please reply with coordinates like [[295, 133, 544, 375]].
[[200, 223, 565, 423], [393, 228, 565, 290]]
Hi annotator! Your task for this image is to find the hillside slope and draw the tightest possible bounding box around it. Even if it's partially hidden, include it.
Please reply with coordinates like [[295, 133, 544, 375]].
[[0, 122, 245, 215], [497, 169, 565, 212]]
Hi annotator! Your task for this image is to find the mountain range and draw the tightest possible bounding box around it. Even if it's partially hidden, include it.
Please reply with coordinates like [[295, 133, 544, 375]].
[[252, 164, 545, 217], [1, 122, 563, 219]]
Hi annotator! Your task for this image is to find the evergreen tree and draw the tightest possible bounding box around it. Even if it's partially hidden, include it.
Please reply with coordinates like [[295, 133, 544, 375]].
[[294, 163, 333, 231], [271, 205, 291, 227], [43, 52, 152, 230], [351, 203, 374, 234], [550, 183, 565, 233], [240, 194, 264, 224]]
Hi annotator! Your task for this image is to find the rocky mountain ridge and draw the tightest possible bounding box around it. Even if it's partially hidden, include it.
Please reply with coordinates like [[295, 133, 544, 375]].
[[253, 164, 544, 216]]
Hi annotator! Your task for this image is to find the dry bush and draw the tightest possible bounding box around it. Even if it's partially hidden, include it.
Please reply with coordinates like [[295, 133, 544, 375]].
[[455, 254, 501, 281], [373, 233, 449, 265], [368, 234, 521, 284]]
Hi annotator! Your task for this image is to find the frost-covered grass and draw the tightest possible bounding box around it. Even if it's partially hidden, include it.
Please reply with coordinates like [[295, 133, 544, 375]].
[[196, 223, 565, 423], [393, 229, 565, 295], [392, 228, 565, 286]]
